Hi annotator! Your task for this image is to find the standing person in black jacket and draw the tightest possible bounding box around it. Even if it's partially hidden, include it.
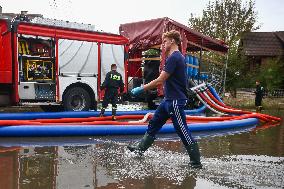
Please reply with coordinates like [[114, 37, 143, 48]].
[[255, 81, 264, 112], [100, 64, 124, 120]]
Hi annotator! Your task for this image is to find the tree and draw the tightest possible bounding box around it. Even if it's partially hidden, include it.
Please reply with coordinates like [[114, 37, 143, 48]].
[[188, 0, 260, 94], [189, 0, 259, 48], [257, 57, 284, 90]]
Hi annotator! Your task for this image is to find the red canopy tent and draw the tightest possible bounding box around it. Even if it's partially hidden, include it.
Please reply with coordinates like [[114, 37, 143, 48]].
[[119, 17, 229, 95], [119, 17, 228, 55]]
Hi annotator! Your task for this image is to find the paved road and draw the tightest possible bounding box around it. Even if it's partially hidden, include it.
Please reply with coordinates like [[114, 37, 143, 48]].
[[0, 106, 43, 113]]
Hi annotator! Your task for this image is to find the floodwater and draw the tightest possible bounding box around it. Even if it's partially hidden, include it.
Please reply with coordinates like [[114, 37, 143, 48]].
[[0, 110, 283, 189]]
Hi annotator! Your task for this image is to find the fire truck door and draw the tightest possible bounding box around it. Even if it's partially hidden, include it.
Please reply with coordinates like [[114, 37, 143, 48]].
[[58, 39, 98, 99], [100, 44, 125, 99]]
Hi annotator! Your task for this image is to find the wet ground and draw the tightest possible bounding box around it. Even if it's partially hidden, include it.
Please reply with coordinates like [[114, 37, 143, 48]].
[[0, 109, 283, 189]]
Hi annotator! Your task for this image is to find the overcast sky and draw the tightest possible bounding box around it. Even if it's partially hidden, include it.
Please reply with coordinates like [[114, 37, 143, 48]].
[[1, 0, 283, 34]]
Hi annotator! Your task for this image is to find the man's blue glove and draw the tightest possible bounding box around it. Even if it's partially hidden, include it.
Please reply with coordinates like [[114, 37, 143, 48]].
[[131, 86, 144, 96]]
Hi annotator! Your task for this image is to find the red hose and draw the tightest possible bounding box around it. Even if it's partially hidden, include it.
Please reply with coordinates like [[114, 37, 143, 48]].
[[198, 91, 244, 114], [198, 90, 281, 122], [32, 115, 145, 123], [197, 91, 271, 122], [0, 120, 42, 126], [0, 147, 22, 152], [205, 89, 238, 110], [0, 114, 256, 127], [205, 89, 281, 121], [253, 122, 281, 132]]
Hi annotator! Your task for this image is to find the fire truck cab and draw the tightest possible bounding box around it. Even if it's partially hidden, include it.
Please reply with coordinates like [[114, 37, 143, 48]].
[[0, 18, 129, 111]]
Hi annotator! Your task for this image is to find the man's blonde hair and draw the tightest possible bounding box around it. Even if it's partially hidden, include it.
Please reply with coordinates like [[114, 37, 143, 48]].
[[162, 30, 181, 45]]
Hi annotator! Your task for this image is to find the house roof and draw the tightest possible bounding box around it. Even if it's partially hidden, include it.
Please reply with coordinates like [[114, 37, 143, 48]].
[[241, 32, 284, 56], [119, 17, 228, 54]]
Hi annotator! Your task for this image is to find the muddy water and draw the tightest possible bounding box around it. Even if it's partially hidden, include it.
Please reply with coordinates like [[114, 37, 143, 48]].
[[0, 110, 283, 189]]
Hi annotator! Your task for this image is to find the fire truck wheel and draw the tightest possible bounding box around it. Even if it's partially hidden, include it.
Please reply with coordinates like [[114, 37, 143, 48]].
[[63, 87, 91, 111]]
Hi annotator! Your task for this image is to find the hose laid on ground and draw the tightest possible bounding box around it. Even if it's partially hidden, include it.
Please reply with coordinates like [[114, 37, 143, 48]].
[[0, 118, 259, 137], [205, 86, 281, 122], [0, 83, 280, 137], [0, 83, 280, 129], [195, 91, 226, 115], [197, 91, 269, 122], [197, 90, 244, 114], [0, 100, 278, 127], [0, 106, 206, 120], [192, 84, 281, 122], [0, 112, 267, 126]]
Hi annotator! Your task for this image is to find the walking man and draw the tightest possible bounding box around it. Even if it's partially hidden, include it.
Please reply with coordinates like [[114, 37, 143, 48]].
[[100, 64, 124, 120], [127, 30, 202, 168]]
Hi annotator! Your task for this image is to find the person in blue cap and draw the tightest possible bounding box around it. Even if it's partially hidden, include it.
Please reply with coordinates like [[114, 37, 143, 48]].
[[127, 30, 202, 168]]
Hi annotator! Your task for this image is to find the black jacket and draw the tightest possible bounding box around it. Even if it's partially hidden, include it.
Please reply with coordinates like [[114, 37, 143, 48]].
[[255, 85, 264, 99], [101, 70, 124, 93]]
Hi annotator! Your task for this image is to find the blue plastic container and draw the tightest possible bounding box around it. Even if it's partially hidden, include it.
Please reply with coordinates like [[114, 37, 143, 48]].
[[192, 56, 198, 78], [185, 55, 193, 78]]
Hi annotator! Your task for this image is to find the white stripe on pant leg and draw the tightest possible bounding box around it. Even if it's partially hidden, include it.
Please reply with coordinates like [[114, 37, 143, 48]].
[[173, 100, 185, 133], [173, 100, 184, 131], [174, 101, 192, 144], [175, 101, 193, 144], [173, 100, 192, 144]]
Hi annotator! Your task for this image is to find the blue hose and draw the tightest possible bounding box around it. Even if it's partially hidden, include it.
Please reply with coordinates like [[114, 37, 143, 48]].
[[208, 85, 224, 104], [0, 106, 205, 120], [0, 118, 258, 137]]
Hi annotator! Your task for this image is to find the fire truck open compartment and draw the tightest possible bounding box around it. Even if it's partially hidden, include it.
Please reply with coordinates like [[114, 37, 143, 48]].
[[18, 35, 56, 101]]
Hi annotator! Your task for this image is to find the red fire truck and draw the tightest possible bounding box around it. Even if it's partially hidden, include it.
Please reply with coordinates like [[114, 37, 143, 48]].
[[0, 17, 129, 111]]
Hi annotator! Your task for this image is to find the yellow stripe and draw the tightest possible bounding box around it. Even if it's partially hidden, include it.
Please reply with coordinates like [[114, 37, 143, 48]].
[[18, 42, 22, 54], [21, 42, 26, 54], [25, 42, 29, 54]]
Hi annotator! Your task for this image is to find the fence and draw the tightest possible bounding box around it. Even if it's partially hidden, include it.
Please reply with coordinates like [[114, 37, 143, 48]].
[[237, 88, 284, 98], [266, 89, 284, 98]]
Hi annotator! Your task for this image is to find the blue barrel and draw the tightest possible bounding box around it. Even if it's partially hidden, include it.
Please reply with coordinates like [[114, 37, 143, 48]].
[[203, 74, 208, 80], [192, 56, 199, 78], [200, 74, 208, 81], [185, 55, 189, 79], [186, 55, 193, 78]]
